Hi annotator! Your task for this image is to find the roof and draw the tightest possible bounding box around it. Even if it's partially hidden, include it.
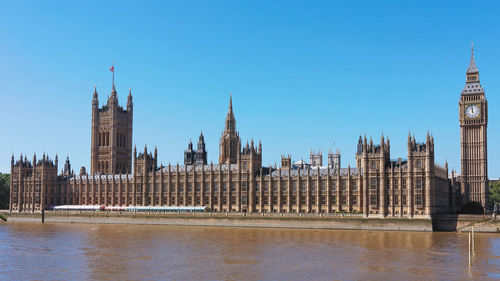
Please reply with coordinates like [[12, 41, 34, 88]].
[[461, 82, 484, 95]]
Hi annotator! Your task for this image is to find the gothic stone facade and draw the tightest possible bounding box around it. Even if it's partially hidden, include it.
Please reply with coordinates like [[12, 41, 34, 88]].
[[10, 49, 488, 216]]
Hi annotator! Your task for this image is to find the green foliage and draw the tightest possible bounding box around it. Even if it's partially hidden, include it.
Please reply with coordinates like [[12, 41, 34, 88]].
[[460, 201, 484, 214], [489, 180, 500, 206], [0, 173, 10, 209]]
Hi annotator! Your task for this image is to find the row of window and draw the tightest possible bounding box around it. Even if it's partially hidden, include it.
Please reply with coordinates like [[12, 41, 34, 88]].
[[63, 192, 427, 207], [68, 178, 426, 194]]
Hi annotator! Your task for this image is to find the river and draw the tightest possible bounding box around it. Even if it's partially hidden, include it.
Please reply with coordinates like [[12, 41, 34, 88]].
[[0, 223, 498, 280]]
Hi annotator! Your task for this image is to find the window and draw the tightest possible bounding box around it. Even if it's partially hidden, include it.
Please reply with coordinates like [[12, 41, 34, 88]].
[[256, 182, 260, 192], [222, 183, 227, 192], [394, 195, 399, 206], [415, 178, 423, 190], [213, 184, 218, 192], [402, 194, 407, 206], [242, 196, 247, 205], [282, 182, 287, 192], [402, 179, 407, 190], [231, 183, 236, 192], [416, 194, 423, 206], [311, 181, 317, 192], [331, 195, 337, 204], [242, 182, 247, 192], [195, 183, 201, 192], [272, 181, 278, 192], [321, 181, 327, 191], [370, 194, 377, 205], [291, 181, 297, 192], [341, 196, 347, 205], [416, 160, 422, 169], [351, 196, 357, 205], [370, 179, 377, 190], [301, 181, 306, 192], [371, 161, 377, 170], [394, 180, 399, 190], [331, 181, 337, 191], [351, 181, 357, 191], [341, 180, 347, 191]]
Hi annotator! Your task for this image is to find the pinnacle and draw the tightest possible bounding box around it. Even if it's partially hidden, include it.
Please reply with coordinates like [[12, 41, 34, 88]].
[[467, 43, 478, 74]]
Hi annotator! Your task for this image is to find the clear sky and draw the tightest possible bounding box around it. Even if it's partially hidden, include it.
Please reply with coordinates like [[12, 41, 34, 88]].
[[0, 0, 498, 177]]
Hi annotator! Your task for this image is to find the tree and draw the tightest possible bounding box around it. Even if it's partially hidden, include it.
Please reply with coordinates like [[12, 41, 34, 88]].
[[0, 173, 10, 209], [490, 180, 500, 207]]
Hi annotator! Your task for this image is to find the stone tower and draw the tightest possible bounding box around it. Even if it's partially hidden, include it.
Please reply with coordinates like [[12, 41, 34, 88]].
[[328, 148, 341, 171], [459, 45, 488, 207], [310, 150, 323, 167], [184, 140, 195, 165], [91, 83, 133, 175], [219, 96, 241, 164], [195, 132, 208, 165]]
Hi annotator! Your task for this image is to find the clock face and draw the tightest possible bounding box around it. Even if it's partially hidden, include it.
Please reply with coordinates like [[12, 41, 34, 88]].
[[465, 104, 480, 119]]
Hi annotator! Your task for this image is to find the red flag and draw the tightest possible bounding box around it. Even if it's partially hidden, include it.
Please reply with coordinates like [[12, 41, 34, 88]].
[[110, 65, 114, 72]]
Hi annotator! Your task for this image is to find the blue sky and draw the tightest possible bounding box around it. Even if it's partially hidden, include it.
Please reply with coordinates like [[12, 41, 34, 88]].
[[0, 0, 498, 177]]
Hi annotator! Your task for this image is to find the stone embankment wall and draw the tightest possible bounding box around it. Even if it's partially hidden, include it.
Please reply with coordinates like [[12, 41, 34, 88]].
[[6, 212, 499, 232], [7, 211, 432, 231]]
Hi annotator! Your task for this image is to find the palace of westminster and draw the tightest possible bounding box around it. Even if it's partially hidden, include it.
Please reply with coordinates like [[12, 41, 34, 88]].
[[9, 48, 490, 217]]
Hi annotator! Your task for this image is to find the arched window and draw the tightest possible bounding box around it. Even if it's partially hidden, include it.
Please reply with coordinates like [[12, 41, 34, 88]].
[[106, 132, 110, 146], [416, 160, 422, 169]]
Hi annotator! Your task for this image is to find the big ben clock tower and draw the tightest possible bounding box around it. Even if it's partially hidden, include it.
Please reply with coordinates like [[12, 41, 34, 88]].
[[459, 44, 489, 207]]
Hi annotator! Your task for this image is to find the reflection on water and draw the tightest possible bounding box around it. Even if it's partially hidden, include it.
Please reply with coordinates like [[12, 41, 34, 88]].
[[0, 223, 498, 280]]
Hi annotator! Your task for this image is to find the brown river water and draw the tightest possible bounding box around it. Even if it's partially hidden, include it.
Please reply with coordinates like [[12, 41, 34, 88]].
[[0, 223, 498, 280]]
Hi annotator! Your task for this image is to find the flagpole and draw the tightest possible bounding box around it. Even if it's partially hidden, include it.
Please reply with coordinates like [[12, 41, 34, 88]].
[[112, 62, 115, 88]]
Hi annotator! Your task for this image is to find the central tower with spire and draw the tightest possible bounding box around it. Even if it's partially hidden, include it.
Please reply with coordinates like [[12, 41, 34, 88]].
[[459, 44, 488, 207], [219, 96, 241, 164], [90, 68, 134, 175]]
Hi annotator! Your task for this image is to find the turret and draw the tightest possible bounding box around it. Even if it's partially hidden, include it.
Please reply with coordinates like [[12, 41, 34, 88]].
[[127, 88, 133, 111], [92, 86, 99, 108], [357, 135, 363, 154]]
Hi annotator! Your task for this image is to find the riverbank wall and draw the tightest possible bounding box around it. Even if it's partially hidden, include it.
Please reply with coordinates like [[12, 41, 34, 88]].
[[5, 211, 499, 232], [6, 212, 433, 231]]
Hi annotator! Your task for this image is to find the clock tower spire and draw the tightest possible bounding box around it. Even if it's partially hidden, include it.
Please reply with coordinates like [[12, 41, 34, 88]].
[[459, 44, 488, 208]]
